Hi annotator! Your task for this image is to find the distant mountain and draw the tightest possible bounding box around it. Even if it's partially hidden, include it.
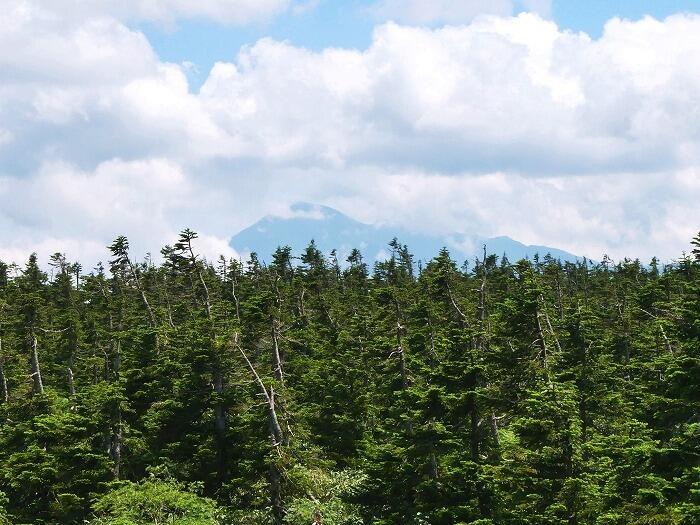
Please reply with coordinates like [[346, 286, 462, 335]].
[[230, 202, 582, 265]]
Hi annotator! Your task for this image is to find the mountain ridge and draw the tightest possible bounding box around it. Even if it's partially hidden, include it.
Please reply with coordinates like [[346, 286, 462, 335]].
[[230, 202, 583, 265]]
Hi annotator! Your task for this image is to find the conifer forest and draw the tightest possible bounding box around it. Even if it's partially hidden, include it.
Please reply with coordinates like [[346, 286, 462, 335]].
[[0, 231, 698, 525]]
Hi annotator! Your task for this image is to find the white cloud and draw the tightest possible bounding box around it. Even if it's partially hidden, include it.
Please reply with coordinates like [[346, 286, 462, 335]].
[[0, 159, 237, 265], [8, 9, 700, 174], [189, 14, 700, 176], [1, 5, 699, 265], [1, 6, 158, 81]]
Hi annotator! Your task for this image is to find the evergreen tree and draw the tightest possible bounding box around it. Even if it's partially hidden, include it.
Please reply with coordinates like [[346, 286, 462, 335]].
[[0, 233, 697, 524]]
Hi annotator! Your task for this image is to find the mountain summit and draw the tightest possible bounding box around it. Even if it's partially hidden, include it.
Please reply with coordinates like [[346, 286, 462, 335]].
[[230, 202, 582, 264]]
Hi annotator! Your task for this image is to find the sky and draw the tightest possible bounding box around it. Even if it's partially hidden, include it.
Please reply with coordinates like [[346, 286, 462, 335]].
[[1, 0, 700, 267]]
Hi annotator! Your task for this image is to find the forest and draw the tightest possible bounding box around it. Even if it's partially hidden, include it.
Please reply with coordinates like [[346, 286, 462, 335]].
[[0, 231, 698, 525]]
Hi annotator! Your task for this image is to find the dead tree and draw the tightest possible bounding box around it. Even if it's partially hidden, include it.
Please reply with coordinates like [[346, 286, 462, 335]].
[[0, 337, 8, 403], [235, 337, 286, 525], [29, 333, 44, 395]]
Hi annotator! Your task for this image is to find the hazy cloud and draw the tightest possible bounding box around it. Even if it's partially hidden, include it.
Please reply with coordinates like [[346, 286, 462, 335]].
[[14, 0, 294, 26], [369, 0, 513, 25], [0, 159, 237, 265], [369, 0, 552, 24]]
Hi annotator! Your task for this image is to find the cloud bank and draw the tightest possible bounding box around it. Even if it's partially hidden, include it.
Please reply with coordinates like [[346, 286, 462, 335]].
[[1, 1, 699, 265]]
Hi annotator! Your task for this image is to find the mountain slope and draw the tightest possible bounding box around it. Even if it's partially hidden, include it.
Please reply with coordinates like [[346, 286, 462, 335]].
[[230, 202, 583, 264]]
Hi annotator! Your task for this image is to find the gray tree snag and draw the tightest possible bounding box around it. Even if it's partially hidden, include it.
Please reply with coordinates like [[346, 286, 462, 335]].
[[235, 336, 286, 525], [271, 318, 284, 384], [29, 333, 44, 395], [0, 337, 8, 403]]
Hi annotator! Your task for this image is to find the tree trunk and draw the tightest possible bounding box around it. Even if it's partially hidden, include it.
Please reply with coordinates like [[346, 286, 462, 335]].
[[109, 335, 123, 479], [164, 285, 176, 329], [489, 411, 501, 458], [127, 260, 158, 331], [110, 411, 122, 479], [236, 341, 286, 522], [213, 364, 227, 480], [429, 449, 439, 480], [394, 310, 415, 437], [29, 334, 44, 395], [270, 462, 284, 525], [0, 337, 8, 403], [535, 305, 554, 389], [187, 239, 212, 319], [267, 386, 284, 445], [473, 251, 491, 517], [396, 322, 409, 390], [138, 286, 157, 328], [67, 364, 75, 396], [231, 267, 241, 322], [271, 319, 284, 384]]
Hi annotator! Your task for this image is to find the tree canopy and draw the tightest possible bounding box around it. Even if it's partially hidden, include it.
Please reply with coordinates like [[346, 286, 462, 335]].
[[0, 233, 698, 524]]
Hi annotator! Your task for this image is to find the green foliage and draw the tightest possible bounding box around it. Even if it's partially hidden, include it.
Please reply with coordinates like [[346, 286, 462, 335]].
[[0, 231, 698, 524], [0, 491, 9, 525], [89, 478, 222, 524], [285, 467, 367, 525]]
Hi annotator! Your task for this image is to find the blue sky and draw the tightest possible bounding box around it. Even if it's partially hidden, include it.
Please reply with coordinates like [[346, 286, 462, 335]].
[[554, 0, 700, 35], [141, 0, 700, 89], [1, 0, 700, 266]]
